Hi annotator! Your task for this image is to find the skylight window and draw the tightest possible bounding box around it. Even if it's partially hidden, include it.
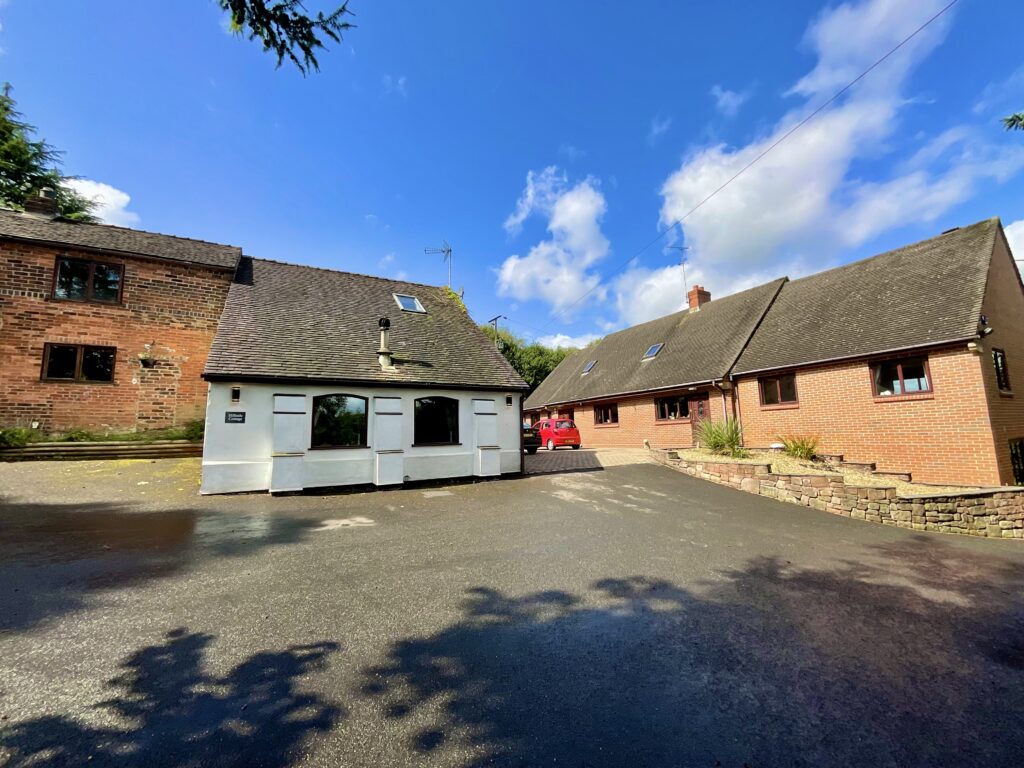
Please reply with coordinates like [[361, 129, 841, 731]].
[[393, 293, 426, 313], [581, 360, 597, 375], [642, 343, 664, 360]]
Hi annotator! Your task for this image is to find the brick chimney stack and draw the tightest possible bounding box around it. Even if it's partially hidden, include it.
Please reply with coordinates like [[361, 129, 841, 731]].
[[687, 284, 711, 312], [23, 188, 58, 218]]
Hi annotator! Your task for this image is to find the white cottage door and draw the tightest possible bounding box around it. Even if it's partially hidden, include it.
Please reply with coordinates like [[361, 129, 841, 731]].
[[374, 396, 404, 486], [270, 394, 307, 493], [472, 398, 501, 477]]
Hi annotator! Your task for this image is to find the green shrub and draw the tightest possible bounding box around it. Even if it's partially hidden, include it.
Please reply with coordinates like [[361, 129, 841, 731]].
[[183, 421, 204, 441], [62, 428, 96, 442], [0, 427, 34, 448], [696, 419, 748, 458], [778, 434, 819, 461]]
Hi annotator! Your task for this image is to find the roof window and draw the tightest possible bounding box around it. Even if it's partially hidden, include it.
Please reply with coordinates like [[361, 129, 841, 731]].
[[642, 343, 664, 360], [581, 360, 597, 375], [393, 293, 426, 313]]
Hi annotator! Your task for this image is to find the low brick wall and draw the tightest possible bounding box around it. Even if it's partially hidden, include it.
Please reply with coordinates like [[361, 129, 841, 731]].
[[652, 449, 1024, 540]]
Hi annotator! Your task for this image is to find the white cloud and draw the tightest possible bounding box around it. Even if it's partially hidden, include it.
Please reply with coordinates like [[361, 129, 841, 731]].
[[972, 65, 1024, 117], [1006, 220, 1024, 263], [536, 332, 602, 349], [647, 115, 672, 147], [637, 0, 1022, 328], [710, 85, 749, 117], [382, 74, 407, 97], [379, 252, 395, 267], [558, 143, 585, 161], [63, 179, 140, 227], [497, 166, 610, 317]]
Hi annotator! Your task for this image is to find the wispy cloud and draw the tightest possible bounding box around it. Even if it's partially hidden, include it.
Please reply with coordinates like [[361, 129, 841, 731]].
[[709, 84, 750, 117], [382, 74, 408, 97], [536, 332, 602, 349], [647, 115, 672, 147], [558, 143, 586, 161], [1005, 220, 1024, 263]]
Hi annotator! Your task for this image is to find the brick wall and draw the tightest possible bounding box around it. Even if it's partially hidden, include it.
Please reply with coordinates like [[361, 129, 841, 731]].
[[977, 232, 1024, 484], [0, 240, 234, 433], [735, 347, 1000, 486], [535, 387, 733, 449]]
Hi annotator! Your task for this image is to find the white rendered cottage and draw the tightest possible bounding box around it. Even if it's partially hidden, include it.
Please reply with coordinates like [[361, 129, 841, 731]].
[[200, 258, 529, 494]]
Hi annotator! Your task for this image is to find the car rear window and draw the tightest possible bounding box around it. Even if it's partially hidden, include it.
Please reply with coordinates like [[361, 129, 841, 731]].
[[556, 420, 575, 429]]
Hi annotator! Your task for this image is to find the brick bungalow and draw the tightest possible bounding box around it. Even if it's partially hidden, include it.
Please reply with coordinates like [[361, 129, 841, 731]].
[[0, 195, 240, 433], [525, 218, 1024, 487]]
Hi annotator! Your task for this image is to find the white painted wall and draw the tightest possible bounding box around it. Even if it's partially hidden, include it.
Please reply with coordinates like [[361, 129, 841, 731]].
[[201, 382, 523, 494]]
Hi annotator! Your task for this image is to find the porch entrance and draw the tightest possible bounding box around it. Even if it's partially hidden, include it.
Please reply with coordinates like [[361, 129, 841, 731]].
[[689, 393, 710, 447]]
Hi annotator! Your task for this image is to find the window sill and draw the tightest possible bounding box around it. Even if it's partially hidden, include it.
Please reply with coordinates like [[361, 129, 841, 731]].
[[308, 444, 370, 451], [759, 402, 799, 411], [654, 418, 692, 425], [49, 296, 124, 308], [594, 423, 619, 428], [872, 392, 934, 403], [40, 378, 115, 385], [998, 389, 1014, 398], [412, 442, 462, 447]]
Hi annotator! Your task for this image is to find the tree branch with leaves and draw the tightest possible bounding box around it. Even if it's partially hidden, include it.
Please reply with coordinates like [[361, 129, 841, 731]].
[[219, 1, 354, 75], [1003, 112, 1024, 131]]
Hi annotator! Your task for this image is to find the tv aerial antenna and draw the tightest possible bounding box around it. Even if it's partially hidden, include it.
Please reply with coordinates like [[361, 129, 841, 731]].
[[424, 240, 453, 287], [668, 245, 691, 294]]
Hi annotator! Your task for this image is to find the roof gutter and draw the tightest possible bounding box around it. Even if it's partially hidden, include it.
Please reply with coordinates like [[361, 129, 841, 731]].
[[203, 372, 530, 391], [730, 336, 977, 378]]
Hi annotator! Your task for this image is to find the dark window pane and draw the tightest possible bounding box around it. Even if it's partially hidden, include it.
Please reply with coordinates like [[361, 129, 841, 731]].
[[874, 361, 902, 396], [81, 347, 115, 382], [761, 378, 780, 405], [901, 357, 929, 393], [414, 397, 459, 444], [311, 394, 367, 447], [91, 264, 122, 303], [45, 345, 78, 379], [779, 374, 797, 403], [994, 350, 1011, 391], [54, 259, 89, 300]]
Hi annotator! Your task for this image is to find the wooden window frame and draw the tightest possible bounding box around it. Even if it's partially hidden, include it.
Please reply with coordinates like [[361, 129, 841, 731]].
[[870, 355, 933, 398], [40, 343, 117, 384], [594, 402, 618, 426], [758, 372, 798, 407], [993, 348, 1011, 392], [1010, 438, 1024, 486], [654, 395, 690, 422], [309, 393, 369, 450], [51, 255, 125, 305], [412, 396, 461, 446]]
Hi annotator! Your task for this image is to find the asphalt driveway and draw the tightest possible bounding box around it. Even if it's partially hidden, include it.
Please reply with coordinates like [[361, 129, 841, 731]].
[[2, 457, 1024, 767]]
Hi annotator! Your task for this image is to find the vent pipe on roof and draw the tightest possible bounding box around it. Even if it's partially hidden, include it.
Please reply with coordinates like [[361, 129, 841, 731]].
[[687, 284, 711, 312], [378, 317, 395, 370]]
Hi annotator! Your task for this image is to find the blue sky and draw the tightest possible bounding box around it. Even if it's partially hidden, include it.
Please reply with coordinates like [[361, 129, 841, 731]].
[[2, 0, 1022, 346]]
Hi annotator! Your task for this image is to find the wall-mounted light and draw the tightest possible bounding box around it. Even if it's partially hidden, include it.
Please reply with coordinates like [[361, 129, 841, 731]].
[[979, 315, 994, 336]]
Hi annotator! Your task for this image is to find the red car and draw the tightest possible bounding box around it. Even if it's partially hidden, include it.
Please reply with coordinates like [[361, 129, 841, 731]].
[[533, 419, 582, 451]]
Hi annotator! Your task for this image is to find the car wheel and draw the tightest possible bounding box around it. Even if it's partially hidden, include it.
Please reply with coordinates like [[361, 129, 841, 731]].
[[572, 445, 581, 450], [546, 439, 555, 451], [526, 447, 538, 455]]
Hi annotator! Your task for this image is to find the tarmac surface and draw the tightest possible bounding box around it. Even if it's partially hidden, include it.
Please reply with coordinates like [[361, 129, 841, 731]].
[[1, 454, 1024, 767]]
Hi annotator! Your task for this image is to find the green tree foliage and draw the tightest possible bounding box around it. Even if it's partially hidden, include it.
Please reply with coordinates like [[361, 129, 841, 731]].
[[0, 86, 97, 221], [219, 1, 354, 75], [1003, 112, 1024, 131], [480, 326, 577, 391]]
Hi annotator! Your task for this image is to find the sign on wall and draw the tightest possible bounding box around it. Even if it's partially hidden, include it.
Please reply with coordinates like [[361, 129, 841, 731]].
[[225, 411, 246, 424]]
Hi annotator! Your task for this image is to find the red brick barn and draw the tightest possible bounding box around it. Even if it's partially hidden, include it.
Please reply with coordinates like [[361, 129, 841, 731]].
[[0, 198, 239, 434]]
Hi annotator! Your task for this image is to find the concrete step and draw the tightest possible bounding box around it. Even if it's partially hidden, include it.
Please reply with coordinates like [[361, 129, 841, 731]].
[[838, 460, 876, 472], [873, 470, 912, 482], [818, 453, 844, 462]]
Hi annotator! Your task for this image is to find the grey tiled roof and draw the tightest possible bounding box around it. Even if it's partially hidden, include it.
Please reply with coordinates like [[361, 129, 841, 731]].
[[0, 209, 241, 269], [733, 219, 999, 374], [204, 258, 529, 390], [524, 278, 787, 410]]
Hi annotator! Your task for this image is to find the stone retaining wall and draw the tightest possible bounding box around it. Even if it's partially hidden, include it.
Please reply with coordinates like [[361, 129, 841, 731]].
[[652, 450, 1024, 540]]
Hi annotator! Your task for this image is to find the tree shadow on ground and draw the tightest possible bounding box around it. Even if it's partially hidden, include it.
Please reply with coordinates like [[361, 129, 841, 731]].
[[362, 535, 1024, 767], [0, 497, 321, 632], [0, 628, 342, 767]]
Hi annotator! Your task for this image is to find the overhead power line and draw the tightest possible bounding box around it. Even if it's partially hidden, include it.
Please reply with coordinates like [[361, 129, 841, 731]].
[[530, 0, 960, 331]]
